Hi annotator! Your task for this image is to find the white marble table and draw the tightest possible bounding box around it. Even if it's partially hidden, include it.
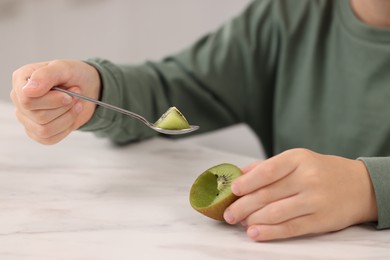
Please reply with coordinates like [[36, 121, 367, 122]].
[[1, 101, 389, 259]]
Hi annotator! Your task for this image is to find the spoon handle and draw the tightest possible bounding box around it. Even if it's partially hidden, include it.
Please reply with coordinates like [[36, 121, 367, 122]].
[[52, 87, 151, 127]]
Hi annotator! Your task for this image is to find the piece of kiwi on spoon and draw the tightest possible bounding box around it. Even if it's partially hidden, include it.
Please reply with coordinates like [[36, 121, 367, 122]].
[[154, 106, 190, 130]]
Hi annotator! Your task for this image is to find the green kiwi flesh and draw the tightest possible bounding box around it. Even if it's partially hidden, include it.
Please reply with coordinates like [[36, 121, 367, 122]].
[[154, 106, 190, 130], [190, 163, 241, 221]]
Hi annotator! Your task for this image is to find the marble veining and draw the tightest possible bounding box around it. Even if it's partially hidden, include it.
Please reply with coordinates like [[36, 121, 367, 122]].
[[0, 101, 389, 260]]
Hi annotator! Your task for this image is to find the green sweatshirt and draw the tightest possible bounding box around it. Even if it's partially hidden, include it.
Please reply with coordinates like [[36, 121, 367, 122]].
[[81, 0, 390, 229]]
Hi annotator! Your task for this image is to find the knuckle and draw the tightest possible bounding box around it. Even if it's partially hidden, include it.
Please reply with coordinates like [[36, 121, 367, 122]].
[[14, 110, 24, 123], [260, 163, 277, 178], [9, 89, 15, 101], [36, 124, 53, 139], [38, 138, 58, 145], [33, 111, 50, 125], [31, 133, 54, 145], [50, 59, 69, 71], [267, 206, 283, 223], [12, 69, 19, 79], [288, 148, 312, 157], [12, 66, 25, 79], [256, 188, 272, 205], [12, 64, 34, 82], [18, 96, 33, 108], [284, 221, 299, 237], [25, 122, 60, 145], [49, 59, 63, 65], [228, 201, 250, 222]]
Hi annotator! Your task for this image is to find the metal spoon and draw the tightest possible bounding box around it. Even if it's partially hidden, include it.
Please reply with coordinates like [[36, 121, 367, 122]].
[[52, 87, 199, 135]]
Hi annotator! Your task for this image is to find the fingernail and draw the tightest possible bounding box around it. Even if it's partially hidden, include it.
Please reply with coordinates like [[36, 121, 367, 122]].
[[223, 209, 235, 224], [23, 80, 38, 90], [247, 227, 259, 238], [231, 181, 240, 195]]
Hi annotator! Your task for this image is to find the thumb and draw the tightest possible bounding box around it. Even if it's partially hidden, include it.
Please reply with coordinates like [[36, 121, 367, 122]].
[[23, 77, 55, 98], [22, 78, 41, 96], [22, 62, 69, 97]]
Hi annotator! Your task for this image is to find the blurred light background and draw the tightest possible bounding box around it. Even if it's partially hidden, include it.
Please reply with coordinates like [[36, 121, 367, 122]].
[[0, 0, 251, 101]]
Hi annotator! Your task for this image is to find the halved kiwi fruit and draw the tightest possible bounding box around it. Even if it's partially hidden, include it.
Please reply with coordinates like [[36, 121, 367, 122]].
[[189, 163, 241, 221], [154, 106, 190, 130]]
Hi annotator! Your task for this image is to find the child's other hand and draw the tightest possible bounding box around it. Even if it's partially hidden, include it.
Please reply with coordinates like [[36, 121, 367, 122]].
[[224, 148, 378, 241]]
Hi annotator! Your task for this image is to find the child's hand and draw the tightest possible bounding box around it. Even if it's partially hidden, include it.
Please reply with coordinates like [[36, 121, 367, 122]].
[[224, 148, 378, 241], [10, 60, 100, 144]]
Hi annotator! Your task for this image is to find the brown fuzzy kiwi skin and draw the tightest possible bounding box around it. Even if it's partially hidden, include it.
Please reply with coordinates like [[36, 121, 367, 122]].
[[190, 163, 241, 221], [196, 193, 239, 221]]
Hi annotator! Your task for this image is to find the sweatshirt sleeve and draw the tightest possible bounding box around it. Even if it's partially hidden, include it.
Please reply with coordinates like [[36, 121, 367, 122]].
[[358, 157, 390, 229], [78, 0, 279, 144]]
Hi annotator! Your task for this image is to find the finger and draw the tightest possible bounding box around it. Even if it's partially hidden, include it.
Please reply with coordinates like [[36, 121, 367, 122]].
[[246, 214, 318, 241], [224, 173, 300, 224], [232, 149, 302, 196], [22, 104, 74, 125], [244, 194, 311, 226], [16, 88, 74, 111], [22, 60, 74, 98], [25, 125, 74, 145], [19, 85, 79, 111], [16, 101, 82, 141], [12, 61, 49, 95], [14, 86, 80, 125], [241, 160, 262, 174]]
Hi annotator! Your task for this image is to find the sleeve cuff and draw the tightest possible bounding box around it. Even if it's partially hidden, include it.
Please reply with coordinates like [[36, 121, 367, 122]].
[[358, 157, 390, 229], [78, 58, 123, 133]]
